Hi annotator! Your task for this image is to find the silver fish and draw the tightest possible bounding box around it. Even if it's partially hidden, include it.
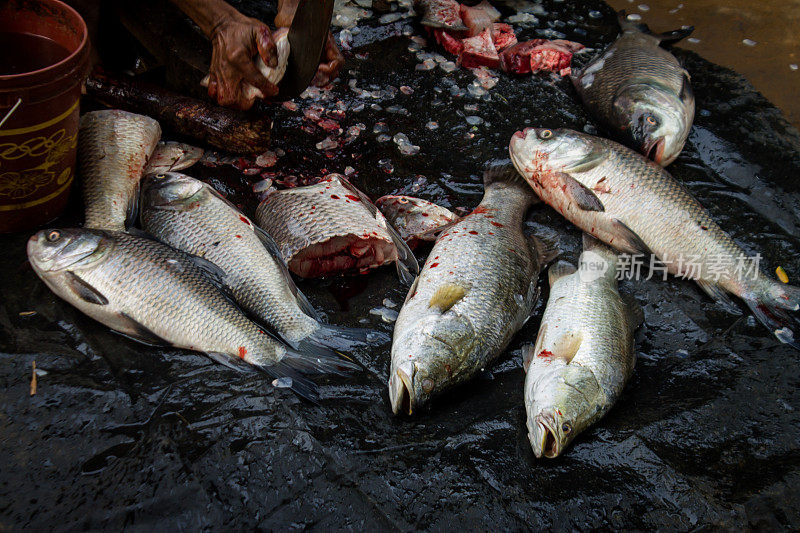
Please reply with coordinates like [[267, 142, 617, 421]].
[[389, 166, 553, 415], [255, 174, 419, 282], [27, 228, 355, 400], [79, 110, 161, 231], [509, 127, 800, 349], [571, 12, 694, 165], [140, 172, 370, 353], [525, 234, 642, 458]]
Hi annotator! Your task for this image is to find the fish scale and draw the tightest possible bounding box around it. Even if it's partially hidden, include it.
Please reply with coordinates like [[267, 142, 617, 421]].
[[79, 110, 161, 231], [389, 167, 550, 414], [140, 174, 320, 346]]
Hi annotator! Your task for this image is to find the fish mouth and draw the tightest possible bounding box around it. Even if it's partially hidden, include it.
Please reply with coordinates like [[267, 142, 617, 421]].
[[531, 413, 561, 459], [388, 361, 415, 415], [643, 136, 666, 164]]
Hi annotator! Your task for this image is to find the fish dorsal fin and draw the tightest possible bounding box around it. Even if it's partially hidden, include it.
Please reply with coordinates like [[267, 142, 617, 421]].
[[428, 283, 467, 312], [548, 260, 577, 287], [555, 172, 605, 212], [528, 234, 559, 266], [617, 10, 694, 46], [621, 293, 645, 328], [65, 271, 109, 305], [336, 175, 420, 285], [253, 224, 321, 321]]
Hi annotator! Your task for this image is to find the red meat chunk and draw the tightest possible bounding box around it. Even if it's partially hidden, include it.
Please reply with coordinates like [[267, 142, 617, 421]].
[[459, 27, 499, 69], [459, 0, 501, 36], [491, 23, 517, 52]]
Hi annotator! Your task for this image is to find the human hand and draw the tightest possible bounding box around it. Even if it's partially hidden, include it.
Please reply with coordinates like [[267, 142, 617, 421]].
[[206, 15, 279, 110]]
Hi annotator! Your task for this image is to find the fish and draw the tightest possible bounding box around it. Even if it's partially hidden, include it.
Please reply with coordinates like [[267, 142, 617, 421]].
[[375, 195, 459, 246], [570, 11, 695, 165], [509, 127, 800, 349], [524, 234, 642, 458], [140, 172, 371, 353], [78, 110, 161, 231], [143, 141, 204, 175], [26, 228, 356, 400], [389, 166, 554, 415], [254, 174, 419, 282]]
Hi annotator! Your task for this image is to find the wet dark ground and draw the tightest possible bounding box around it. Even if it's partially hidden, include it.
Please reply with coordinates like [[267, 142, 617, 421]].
[[2, 0, 800, 530]]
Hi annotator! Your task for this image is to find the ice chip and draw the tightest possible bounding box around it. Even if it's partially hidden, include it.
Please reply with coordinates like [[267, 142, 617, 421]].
[[272, 377, 293, 388]]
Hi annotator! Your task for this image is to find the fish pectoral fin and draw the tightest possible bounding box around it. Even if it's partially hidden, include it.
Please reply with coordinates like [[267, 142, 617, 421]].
[[610, 219, 652, 256], [114, 313, 172, 346], [548, 260, 577, 287], [695, 280, 742, 315], [126, 183, 140, 230], [563, 151, 608, 174], [551, 330, 583, 364], [65, 271, 108, 305], [428, 283, 467, 312], [555, 172, 605, 212]]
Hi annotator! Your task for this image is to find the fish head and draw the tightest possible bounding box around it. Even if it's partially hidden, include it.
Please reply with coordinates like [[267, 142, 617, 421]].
[[525, 360, 603, 458], [612, 82, 694, 165], [27, 229, 107, 273], [141, 171, 205, 209], [510, 128, 603, 176], [389, 314, 475, 415]]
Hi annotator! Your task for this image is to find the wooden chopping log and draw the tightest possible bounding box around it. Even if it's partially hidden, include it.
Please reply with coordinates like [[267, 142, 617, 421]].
[[85, 71, 272, 154]]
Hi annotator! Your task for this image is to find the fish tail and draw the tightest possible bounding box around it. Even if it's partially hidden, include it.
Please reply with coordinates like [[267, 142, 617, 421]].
[[617, 10, 694, 46], [745, 280, 800, 350], [300, 324, 389, 354]]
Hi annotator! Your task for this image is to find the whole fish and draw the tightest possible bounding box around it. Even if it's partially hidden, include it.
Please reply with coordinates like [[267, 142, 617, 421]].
[[79, 110, 161, 231], [389, 166, 553, 415], [255, 174, 419, 282], [143, 141, 204, 175], [525, 234, 642, 458], [27, 228, 355, 400], [571, 12, 694, 166], [375, 195, 459, 246], [140, 172, 369, 352], [509, 127, 800, 348]]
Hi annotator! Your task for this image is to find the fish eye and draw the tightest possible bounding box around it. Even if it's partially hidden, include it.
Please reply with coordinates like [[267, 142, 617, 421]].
[[421, 378, 434, 393], [561, 422, 572, 434], [539, 129, 553, 140], [155, 174, 167, 180], [46, 230, 61, 242], [645, 115, 658, 126]]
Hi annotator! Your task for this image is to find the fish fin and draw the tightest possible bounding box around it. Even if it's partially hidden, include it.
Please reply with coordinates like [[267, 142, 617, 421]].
[[528, 234, 559, 266], [336, 175, 420, 284], [428, 283, 467, 312], [525, 322, 548, 371], [515, 281, 541, 329], [206, 351, 259, 373], [696, 280, 742, 315], [582, 232, 620, 263], [278, 346, 361, 376], [125, 183, 140, 230], [483, 162, 530, 190], [617, 10, 694, 45], [303, 324, 389, 353], [679, 72, 693, 102], [65, 271, 109, 305], [416, 218, 460, 241], [252, 224, 320, 321], [548, 260, 577, 286], [563, 151, 608, 174], [125, 226, 161, 242], [745, 297, 800, 350], [113, 313, 172, 346], [556, 172, 605, 212], [610, 219, 652, 256], [404, 275, 420, 304], [621, 293, 645, 328]]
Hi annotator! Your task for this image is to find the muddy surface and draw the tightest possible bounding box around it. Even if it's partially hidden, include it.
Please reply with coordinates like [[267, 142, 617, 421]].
[[2, 0, 800, 529]]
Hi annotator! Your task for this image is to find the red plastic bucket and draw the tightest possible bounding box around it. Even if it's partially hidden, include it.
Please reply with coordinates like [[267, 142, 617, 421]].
[[0, 0, 90, 233]]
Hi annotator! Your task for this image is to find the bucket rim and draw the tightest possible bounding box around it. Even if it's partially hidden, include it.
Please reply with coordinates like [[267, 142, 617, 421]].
[[0, 0, 89, 83]]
